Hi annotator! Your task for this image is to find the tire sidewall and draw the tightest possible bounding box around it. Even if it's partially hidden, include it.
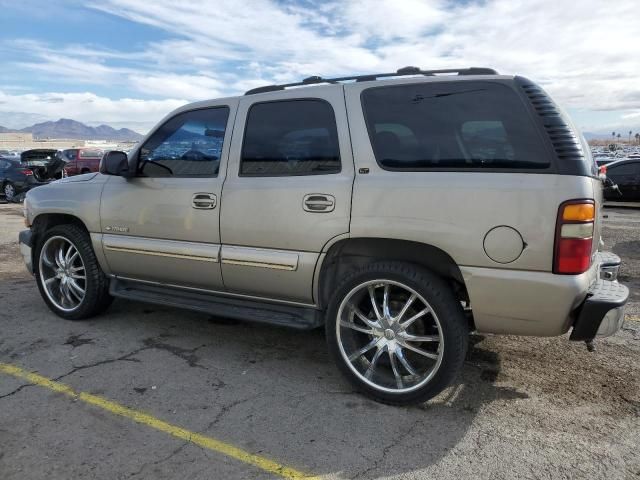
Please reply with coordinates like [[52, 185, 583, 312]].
[[34, 225, 105, 320], [326, 263, 468, 405]]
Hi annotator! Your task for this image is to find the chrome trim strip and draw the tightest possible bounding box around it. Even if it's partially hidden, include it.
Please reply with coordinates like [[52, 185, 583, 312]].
[[221, 245, 298, 271], [102, 234, 220, 263], [104, 246, 217, 262], [111, 275, 319, 309], [221, 259, 295, 271]]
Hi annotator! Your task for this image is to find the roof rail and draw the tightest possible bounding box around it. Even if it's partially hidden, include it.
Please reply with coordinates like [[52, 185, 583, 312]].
[[244, 66, 498, 95]]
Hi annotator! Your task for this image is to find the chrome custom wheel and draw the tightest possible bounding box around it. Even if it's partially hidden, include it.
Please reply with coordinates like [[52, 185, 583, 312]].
[[4, 183, 15, 202], [38, 235, 86, 312], [336, 279, 444, 394]]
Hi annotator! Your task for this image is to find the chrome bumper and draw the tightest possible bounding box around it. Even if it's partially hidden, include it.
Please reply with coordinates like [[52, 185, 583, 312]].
[[597, 251, 621, 281], [18, 229, 33, 274]]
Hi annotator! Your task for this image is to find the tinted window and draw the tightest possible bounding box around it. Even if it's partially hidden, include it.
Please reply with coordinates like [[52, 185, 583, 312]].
[[241, 100, 340, 176], [608, 163, 638, 176], [362, 82, 549, 170], [63, 150, 78, 161], [139, 107, 229, 177], [79, 149, 103, 158]]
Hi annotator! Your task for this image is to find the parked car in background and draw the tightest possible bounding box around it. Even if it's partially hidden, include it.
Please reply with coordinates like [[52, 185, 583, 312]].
[[60, 148, 104, 176], [604, 159, 640, 201], [0, 157, 52, 202]]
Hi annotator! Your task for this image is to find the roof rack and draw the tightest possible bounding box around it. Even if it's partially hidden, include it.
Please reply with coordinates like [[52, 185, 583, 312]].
[[244, 66, 498, 95]]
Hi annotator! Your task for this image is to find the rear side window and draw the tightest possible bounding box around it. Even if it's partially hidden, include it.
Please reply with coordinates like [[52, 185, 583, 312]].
[[608, 162, 638, 176], [79, 149, 103, 158], [241, 99, 341, 176], [63, 150, 78, 161], [362, 82, 550, 170]]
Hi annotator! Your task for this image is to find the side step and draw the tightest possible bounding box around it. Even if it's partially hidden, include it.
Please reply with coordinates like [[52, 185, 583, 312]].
[[109, 277, 324, 330]]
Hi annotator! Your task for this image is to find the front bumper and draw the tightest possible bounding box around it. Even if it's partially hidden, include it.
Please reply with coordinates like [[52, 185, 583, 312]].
[[18, 229, 33, 274]]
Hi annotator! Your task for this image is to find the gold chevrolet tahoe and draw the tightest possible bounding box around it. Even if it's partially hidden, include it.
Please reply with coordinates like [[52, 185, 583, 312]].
[[18, 67, 629, 405]]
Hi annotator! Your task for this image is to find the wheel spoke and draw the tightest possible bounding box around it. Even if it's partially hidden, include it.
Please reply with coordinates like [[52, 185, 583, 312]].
[[349, 304, 380, 329], [64, 245, 74, 263], [68, 279, 85, 300], [44, 277, 58, 286], [367, 285, 383, 321], [364, 346, 386, 380], [399, 308, 429, 330], [348, 337, 380, 362], [42, 253, 55, 268], [340, 320, 374, 335], [388, 350, 403, 388], [382, 284, 391, 319], [393, 293, 416, 323], [70, 265, 84, 273], [398, 340, 439, 360], [68, 251, 80, 266], [400, 333, 440, 343], [395, 347, 418, 376], [56, 247, 66, 268]]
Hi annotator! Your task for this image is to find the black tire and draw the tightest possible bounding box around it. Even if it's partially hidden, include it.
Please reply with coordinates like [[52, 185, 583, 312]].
[[34, 224, 113, 320], [325, 262, 468, 405], [3, 182, 16, 202]]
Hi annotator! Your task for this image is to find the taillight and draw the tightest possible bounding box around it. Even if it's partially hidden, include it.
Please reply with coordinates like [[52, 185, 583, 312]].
[[554, 200, 595, 274], [20, 169, 33, 176]]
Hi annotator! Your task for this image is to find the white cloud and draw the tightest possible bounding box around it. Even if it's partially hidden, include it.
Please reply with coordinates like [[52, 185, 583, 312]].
[[2, 0, 640, 130], [0, 91, 184, 132]]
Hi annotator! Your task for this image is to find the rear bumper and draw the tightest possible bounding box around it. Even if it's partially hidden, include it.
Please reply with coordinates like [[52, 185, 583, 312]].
[[569, 279, 628, 340], [461, 251, 627, 337], [18, 229, 33, 274]]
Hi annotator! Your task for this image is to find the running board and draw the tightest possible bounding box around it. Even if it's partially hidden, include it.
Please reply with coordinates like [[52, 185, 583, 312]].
[[109, 278, 323, 329]]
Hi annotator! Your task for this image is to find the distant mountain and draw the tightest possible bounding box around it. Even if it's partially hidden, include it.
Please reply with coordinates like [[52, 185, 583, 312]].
[[0, 119, 143, 141]]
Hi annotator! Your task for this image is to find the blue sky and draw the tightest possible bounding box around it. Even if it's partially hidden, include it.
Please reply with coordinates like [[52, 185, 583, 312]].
[[1, 0, 639, 135]]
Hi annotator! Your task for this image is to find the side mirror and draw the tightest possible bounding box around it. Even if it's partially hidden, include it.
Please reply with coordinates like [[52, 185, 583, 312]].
[[100, 150, 130, 176]]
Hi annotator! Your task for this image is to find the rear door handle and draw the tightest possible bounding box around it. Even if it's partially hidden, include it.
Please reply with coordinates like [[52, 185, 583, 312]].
[[303, 194, 335, 212], [192, 192, 217, 209]]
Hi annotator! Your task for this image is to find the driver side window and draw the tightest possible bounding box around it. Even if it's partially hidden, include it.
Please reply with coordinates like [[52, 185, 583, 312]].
[[139, 106, 230, 177]]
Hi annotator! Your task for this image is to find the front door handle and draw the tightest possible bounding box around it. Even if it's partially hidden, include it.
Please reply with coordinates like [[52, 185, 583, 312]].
[[192, 192, 217, 209], [303, 194, 335, 212]]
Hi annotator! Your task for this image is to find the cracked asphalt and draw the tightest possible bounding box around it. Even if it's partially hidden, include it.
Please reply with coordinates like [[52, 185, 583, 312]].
[[0, 201, 638, 479]]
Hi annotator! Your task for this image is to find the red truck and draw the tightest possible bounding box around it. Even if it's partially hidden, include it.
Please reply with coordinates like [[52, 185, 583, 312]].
[[60, 148, 104, 176]]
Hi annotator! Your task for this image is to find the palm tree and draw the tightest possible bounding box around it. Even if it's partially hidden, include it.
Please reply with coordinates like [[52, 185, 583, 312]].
[[629, 130, 633, 144], [617, 133, 621, 141], [612, 131, 616, 140], [636, 133, 640, 145]]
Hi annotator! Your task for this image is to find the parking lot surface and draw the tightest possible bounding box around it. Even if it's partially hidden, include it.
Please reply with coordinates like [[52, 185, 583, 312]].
[[0, 201, 638, 479]]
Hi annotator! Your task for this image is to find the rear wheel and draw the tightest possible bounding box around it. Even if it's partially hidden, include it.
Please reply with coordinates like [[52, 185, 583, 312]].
[[326, 262, 468, 405], [3, 182, 16, 202], [35, 224, 112, 320]]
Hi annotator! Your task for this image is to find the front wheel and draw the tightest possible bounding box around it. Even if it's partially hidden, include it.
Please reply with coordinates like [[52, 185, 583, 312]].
[[35, 224, 113, 320], [326, 262, 468, 405]]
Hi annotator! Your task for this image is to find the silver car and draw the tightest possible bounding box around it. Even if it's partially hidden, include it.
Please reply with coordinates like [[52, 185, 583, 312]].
[[19, 67, 629, 405]]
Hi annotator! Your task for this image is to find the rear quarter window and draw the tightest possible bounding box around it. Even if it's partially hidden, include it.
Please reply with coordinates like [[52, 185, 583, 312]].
[[361, 81, 550, 171]]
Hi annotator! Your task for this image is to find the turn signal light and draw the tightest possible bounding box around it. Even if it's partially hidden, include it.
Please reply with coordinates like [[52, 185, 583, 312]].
[[554, 200, 595, 275], [562, 203, 595, 222], [19, 169, 34, 176]]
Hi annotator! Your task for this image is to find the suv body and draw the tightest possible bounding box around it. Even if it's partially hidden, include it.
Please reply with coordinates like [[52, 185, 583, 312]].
[[60, 148, 104, 176], [18, 68, 629, 404]]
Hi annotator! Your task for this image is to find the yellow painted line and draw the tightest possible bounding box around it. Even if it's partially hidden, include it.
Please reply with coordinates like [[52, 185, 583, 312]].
[[0, 363, 319, 480]]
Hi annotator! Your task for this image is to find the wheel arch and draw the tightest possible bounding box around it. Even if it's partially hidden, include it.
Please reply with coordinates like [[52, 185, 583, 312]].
[[317, 237, 472, 324], [31, 213, 92, 268]]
